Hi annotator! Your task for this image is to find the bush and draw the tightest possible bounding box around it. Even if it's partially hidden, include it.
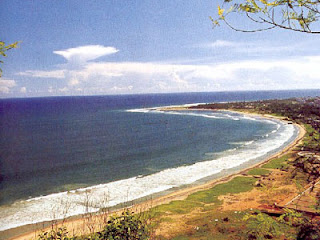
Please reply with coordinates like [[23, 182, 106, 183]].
[[38, 211, 150, 240], [244, 212, 281, 240], [38, 227, 69, 240], [97, 210, 150, 240]]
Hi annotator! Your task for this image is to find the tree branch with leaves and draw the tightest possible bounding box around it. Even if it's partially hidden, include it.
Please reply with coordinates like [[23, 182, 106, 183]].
[[0, 41, 20, 77], [212, 0, 320, 33]]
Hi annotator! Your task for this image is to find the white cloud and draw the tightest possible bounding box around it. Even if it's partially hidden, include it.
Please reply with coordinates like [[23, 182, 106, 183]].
[[54, 45, 119, 62], [59, 87, 69, 92], [20, 87, 27, 93], [208, 40, 238, 48], [0, 79, 16, 93], [17, 44, 320, 95], [17, 70, 65, 79], [67, 62, 209, 93], [68, 77, 80, 86], [62, 59, 302, 93], [111, 85, 134, 92], [202, 40, 293, 54]]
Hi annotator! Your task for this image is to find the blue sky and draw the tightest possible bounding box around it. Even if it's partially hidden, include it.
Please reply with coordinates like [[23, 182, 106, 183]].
[[1, 0, 320, 98]]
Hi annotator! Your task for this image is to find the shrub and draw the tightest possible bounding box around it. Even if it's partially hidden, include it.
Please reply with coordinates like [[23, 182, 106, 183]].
[[38, 227, 69, 240], [38, 211, 150, 240], [97, 210, 150, 240], [244, 212, 281, 240]]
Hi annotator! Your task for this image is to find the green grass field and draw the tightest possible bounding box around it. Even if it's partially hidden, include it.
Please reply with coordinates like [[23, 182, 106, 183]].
[[151, 176, 256, 218], [261, 154, 290, 169], [247, 168, 270, 176]]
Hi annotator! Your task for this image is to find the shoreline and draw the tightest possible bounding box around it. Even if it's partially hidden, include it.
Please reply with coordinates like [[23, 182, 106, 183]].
[[2, 110, 306, 240]]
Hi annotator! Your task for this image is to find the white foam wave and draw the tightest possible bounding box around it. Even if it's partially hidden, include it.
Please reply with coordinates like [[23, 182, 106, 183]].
[[126, 108, 153, 113], [226, 147, 238, 152], [162, 111, 224, 119], [126, 103, 207, 113], [155, 103, 207, 109], [242, 115, 257, 121], [230, 140, 256, 146], [262, 119, 279, 125], [127, 105, 280, 125], [0, 120, 296, 232], [152, 110, 245, 121], [245, 140, 255, 145]]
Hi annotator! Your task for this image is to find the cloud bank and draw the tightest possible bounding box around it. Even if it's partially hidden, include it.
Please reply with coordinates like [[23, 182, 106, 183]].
[[0, 79, 16, 93], [14, 43, 320, 96]]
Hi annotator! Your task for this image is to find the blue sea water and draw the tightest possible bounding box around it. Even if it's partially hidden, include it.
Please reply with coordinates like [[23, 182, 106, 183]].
[[0, 90, 319, 231]]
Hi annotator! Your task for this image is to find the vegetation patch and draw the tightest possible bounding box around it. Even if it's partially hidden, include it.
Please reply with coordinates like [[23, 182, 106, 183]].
[[187, 176, 256, 204], [151, 200, 203, 215], [244, 211, 296, 239], [171, 210, 249, 240], [159, 217, 174, 223], [247, 168, 270, 176], [261, 154, 289, 169], [169, 209, 320, 240], [37, 210, 151, 240], [171, 236, 190, 240], [302, 124, 320, 151]]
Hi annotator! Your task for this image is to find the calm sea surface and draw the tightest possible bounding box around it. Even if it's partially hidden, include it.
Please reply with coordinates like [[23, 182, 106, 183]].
[[0, 90, 319, 231]]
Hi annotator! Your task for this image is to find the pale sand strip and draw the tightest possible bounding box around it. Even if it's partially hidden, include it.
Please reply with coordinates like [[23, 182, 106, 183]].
[[2, 110, 306, 240]]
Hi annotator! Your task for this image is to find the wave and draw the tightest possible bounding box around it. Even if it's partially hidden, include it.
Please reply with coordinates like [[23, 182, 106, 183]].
[[126, 108, 151, 113], [128, 108, 249, 122], [126, 103, 207, 113], [230, 140, 255, 146], [127, 106, 284, 125], [241, 115, 257, 121], [0, 118, 296, 232]]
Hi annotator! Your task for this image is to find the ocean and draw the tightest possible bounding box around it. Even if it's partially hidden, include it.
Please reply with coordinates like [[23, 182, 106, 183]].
[[0, 90, 319, 231]]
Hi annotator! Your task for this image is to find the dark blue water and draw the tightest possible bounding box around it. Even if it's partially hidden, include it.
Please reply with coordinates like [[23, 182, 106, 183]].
[[0, 90, 319, 206]]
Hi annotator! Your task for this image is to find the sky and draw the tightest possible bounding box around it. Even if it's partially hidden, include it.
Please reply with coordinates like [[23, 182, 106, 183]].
[[1, 0, 320, 98]]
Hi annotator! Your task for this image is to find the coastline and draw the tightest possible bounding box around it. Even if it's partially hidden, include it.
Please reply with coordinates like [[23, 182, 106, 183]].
[[2, 109, 306, 240]]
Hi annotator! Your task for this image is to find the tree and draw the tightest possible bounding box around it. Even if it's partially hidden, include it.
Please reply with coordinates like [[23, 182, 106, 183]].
[[212, 0, 320, 33], [0, 41, 20, 77]]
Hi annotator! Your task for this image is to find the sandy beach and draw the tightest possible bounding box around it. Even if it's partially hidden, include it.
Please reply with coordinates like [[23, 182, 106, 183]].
[[1, 110, 306, 240]]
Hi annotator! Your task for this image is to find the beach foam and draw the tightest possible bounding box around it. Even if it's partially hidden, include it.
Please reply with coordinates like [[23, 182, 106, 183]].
[[0, 111, 297, 232], [128, 108, 248, 121]]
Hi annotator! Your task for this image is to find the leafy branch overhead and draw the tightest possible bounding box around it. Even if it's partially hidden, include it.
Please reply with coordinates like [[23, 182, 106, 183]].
[[212, 0, 320, 33], [0, 41, 20, 77]]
